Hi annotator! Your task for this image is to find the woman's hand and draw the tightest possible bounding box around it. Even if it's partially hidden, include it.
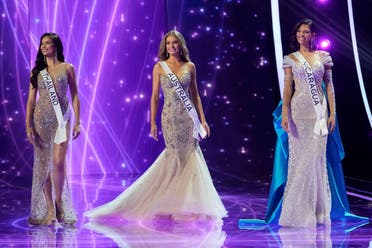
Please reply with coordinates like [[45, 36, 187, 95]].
[[328, 115, 336, 133], [72, 123, 80, 140], [202, 122, 210, 138], [26, 127, 35, 144], [281, 114, 289, 133], [150, 124, 158, 141]]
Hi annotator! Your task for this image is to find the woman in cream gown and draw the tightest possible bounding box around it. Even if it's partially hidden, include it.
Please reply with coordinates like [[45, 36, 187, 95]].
[[84, 30, 227, 222]]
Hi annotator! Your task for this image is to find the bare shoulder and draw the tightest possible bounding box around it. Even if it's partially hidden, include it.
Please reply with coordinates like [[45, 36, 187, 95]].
[[62, 63, 76, 81], [63, 62, 75, 72], [187, 61, 195, 68], [153, 61, 161, 69], [153, 62, 163, 73], [186, 61, 196, 72]]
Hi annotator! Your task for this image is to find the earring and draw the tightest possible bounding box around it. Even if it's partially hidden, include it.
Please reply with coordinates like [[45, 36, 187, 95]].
[[179, 49, 183, 56], [310, 38, 317, 50], [44, 55, 46, 63], [165, 51, 169, 57]]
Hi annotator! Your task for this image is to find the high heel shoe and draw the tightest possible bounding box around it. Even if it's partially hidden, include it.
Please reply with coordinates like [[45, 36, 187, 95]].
[[55, 201, 65, 223], [41, 211, 56, 226]]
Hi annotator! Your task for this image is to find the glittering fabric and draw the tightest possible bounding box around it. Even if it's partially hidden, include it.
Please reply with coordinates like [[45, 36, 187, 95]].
[[161, 72, 196, 159], [28, 65, 77, 224], [84, 68, 227, 221], [279, 51, 333, 227]]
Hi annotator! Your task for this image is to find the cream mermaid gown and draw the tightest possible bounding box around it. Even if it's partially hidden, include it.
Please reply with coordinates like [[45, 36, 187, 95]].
[[84, 70, 227, 221]]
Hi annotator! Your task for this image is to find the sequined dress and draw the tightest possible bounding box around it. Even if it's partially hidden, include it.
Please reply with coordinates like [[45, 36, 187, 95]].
[[84, 68, 227, 221], [278, 51, 333, 227], [28, 64, 77, 224]]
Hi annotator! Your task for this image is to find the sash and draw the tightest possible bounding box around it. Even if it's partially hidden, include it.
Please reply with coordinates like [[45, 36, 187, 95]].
[[40, 69, 70, 144], [159, 61, 207, 140], [294, 52, 328, 136]]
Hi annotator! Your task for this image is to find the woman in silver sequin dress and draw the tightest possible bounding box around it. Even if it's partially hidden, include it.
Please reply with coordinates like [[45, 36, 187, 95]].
[[26, 33, 81, 225], [84, 30, 227, 222], [279, 19, 336, 227]]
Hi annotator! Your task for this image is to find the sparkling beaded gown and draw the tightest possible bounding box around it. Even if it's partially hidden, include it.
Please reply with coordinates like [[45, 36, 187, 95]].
[[279, 51, 332, 227], [84, 68, 227, 221], [28, 64, 77, 224]]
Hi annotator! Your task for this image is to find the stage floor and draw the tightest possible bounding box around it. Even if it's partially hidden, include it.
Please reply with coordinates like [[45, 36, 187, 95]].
[[0, 174, 371, 247]]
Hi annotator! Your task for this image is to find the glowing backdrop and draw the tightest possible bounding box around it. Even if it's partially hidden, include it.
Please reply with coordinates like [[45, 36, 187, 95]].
[[0, 0, 371, 189], [1, 0, 167, 179]]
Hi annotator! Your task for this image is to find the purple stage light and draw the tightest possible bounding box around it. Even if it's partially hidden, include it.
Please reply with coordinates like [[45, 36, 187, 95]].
[[319, 39, 331, 49], [0, 0, 167, 180]]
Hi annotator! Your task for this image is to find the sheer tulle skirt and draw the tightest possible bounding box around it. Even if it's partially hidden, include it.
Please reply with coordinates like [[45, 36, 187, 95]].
[[84, 146, 227, 221]]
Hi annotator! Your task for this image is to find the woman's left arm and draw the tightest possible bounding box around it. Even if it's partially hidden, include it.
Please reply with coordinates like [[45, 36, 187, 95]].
[[189, 63, 210, 137], [324, 65, 336, 132], [67, 64, 81, 139]]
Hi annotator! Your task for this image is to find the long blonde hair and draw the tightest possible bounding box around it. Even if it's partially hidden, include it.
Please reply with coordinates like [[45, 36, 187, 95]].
[[158, 30, 190, 62]]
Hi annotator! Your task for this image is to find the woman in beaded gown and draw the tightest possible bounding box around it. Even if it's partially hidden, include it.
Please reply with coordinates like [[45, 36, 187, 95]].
[[26, 33, 80, 225], [278, 19, 335, 227], [239, 19, 368, 230], [238, 19, 368, 230], [84, 30, 227, 222]]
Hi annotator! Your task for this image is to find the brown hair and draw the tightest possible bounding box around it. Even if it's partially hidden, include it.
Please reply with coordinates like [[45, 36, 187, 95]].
[[158, 30, 190, 62]]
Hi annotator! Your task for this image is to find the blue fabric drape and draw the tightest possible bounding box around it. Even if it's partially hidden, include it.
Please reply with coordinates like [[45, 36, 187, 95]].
[[239, 95, 368, 229]]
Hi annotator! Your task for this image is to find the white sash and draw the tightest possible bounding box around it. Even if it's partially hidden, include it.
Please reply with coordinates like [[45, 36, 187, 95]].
[[294, 52, 328, 136], [159, 61, 207, 140], [40, 69, 70, 144]]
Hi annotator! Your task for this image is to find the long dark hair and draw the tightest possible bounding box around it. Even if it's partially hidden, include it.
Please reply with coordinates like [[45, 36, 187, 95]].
[[158, 30, 190, 62], [30, 32, 65, 88], [290, 18, 318, 52]]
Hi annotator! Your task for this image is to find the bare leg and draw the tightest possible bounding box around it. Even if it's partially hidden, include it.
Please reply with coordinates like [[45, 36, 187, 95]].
[[42, 173, 56, 225], [53, 142, 68, 202], [53, 123, 71, 222], [53, 140, 69, 221]]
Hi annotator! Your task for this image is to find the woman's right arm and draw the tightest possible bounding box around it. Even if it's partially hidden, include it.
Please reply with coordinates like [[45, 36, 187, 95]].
[[281, 67, 293, 132], [150, 63, 161, 141], [26, 83, 37, 143]]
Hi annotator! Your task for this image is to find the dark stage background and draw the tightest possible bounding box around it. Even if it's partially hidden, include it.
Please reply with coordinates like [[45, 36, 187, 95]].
[[0, 1, 371, 191]]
